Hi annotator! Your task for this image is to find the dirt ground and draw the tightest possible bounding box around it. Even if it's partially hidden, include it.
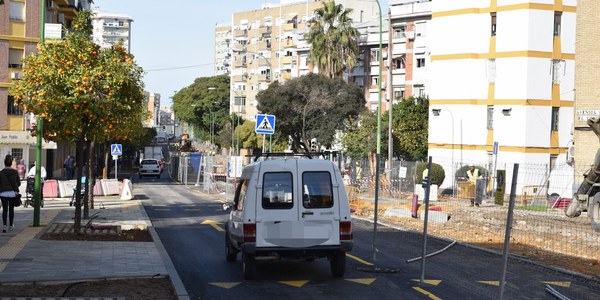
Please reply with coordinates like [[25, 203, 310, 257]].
[[0, 229, 176, 298], [353, 198, 600, 278], [0, 277, 176, 299]]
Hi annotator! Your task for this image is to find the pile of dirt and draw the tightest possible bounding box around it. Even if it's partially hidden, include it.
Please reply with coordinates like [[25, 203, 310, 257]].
[[0, 277, 176, 299]]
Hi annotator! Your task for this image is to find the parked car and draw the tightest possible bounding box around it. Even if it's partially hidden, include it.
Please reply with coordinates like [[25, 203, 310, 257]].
[[139, 159, 161, 178], [224, 153, 353, 280]]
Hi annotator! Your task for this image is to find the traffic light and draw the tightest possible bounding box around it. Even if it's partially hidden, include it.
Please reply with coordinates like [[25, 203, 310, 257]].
[[310, 139, 318, 152]]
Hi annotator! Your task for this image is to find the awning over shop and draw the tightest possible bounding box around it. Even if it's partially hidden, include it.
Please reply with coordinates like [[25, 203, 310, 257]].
[[0, 131, 57, 149]]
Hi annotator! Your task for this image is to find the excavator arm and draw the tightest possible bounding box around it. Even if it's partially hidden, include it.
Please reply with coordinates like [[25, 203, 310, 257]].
[[588, 117, 600, 142]]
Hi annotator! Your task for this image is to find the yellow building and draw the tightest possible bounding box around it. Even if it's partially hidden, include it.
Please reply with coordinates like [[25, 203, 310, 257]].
[[0, 0, 90, 176]]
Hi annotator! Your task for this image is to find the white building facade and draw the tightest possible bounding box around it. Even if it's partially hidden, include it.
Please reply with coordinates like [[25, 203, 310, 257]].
[[92, 11, 133, 51], [428, 0, 576, 190]]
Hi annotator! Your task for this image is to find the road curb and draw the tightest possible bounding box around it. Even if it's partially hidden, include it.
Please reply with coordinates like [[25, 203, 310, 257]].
[[141, 202, 190, 300]]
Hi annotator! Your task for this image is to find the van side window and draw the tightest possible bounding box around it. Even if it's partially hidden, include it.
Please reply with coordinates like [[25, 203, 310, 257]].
[[235, 180, 249, 211], [262, 172, 293, 209], [302, 172, 334, 209]]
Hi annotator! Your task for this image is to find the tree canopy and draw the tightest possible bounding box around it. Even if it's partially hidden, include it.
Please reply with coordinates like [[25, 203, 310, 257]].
[[392, 97, 429, 161], [11, 11, 145, 145], [172, 75, 230, 146], [305, 0, 360, 78], [256, 73, 365, 152]]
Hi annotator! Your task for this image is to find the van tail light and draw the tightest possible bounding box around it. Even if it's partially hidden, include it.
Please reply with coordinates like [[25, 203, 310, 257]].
[[243, 223, 256, 243], [339, 221, 352, 240]]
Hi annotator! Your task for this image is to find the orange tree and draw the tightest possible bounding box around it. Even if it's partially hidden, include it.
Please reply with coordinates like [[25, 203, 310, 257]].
[[10, 11, 145, 232]]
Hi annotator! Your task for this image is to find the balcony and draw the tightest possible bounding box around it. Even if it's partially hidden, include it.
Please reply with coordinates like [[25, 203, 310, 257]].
[[281, 56, 293, 64], [258, 41, 271, 51], [282, 39, 296, 48], [258, 26, 271, 35], [233, 29, 248, 38], [282, 72, 292, 80], [232, 75, 248, 82], [283, 23, 296, 31], [233, 59, 247, 67], [256, 74, 271, 82]]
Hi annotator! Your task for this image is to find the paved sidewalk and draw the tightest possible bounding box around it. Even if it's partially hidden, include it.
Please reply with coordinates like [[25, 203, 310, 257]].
[[0, 195, 186, 298]]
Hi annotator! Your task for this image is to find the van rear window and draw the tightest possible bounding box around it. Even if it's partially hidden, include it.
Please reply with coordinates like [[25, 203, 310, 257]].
[[302, 172, 333, 209], [262, 172, 293, 209]]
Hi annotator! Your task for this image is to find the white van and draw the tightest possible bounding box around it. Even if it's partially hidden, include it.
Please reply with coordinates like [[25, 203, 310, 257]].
[[224, 155, 353, 280]]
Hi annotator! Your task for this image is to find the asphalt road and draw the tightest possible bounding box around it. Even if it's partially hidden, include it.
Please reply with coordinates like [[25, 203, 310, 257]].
[[133, 173, 600, 300]]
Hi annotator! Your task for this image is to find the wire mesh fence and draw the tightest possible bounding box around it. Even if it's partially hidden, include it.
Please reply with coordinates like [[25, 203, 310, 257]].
[[168, 150, 599, 276]]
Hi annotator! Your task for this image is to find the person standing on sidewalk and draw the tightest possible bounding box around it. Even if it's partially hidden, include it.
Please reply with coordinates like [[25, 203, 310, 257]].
[[0, 155, 21, 232], [64, 154, 75, 180]]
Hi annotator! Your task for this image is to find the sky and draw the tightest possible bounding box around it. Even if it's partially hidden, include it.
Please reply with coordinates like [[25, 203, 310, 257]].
[[92, 0, 388, 106]]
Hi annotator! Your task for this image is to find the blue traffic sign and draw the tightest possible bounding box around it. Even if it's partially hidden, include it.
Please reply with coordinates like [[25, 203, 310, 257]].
[[111, 144, 123, 156], [493, 141, 499, 155], [255, 114, 276, 135]]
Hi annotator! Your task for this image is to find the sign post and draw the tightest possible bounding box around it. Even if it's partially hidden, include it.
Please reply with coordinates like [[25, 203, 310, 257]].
[[111, 144, 123, 180], [255, 114, 276, 153]]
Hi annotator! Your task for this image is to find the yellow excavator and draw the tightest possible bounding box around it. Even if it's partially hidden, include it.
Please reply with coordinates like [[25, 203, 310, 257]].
[[565, 117, 600, 232]]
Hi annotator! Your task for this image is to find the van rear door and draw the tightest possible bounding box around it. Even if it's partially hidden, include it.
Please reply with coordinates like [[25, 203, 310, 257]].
[[255, 160, 299, 248]]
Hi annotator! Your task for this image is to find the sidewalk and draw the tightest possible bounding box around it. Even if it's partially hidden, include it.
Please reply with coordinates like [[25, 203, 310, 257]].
[[0, 195, 187, 298]]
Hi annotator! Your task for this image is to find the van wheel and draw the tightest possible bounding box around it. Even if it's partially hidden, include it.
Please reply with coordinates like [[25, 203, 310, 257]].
[[589, 194, 600, 232], [330, 250, 346, 277], [225, 233, 237, 262], [242, 253, 256, 280]]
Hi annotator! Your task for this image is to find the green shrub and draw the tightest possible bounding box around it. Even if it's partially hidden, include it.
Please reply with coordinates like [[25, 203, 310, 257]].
[[416, 162, 446, 186], [455, 165, 489, 180]]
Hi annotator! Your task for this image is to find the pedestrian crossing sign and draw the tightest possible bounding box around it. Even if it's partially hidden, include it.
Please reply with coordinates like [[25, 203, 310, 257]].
[[111, 144, 123, 156], [255, 114, 276, 135]]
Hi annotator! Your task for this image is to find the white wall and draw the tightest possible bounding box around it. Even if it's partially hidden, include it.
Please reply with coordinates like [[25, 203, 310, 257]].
[[429, 59, 489, 100], [430, 14, 489, 55]]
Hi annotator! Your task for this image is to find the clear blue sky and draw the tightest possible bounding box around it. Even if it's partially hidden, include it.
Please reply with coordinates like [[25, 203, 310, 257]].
[[92, 0, 388, 106]]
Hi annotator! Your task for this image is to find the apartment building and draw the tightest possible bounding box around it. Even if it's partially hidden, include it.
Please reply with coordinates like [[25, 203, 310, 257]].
[[91, 10, 132, 51], [144, 92, 161, 130], [226, 0, 379, 120], [0, 0, 90, 175], [349, 0, 432, 112], [428, 0, 576, 189], [215, 23, 232, 76], [574, 0, 600, 176]]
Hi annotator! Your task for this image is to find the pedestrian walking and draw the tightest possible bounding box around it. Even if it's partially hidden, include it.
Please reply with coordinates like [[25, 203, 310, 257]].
[[64, 154, 75, 180], [0, 155, 21, 232]]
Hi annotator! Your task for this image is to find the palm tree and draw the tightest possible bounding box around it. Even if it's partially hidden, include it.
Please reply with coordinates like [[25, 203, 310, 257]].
[[305, 0, 360, 79]]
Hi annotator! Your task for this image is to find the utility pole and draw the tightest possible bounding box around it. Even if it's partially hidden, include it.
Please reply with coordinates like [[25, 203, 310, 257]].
[[387, 8, 394, 178]]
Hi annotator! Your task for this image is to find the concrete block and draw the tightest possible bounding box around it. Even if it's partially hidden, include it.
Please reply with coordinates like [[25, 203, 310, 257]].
[[415, 184, 438, 201], [420, 210, 449, 224], [384, 207, 413, 219]]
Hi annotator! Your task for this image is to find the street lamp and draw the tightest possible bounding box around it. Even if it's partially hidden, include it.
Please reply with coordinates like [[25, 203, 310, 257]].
[[432, 108, 455, 197], [372, 0, 383, 262]]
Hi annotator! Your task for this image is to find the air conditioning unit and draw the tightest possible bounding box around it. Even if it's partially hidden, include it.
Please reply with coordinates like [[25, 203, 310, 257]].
[[11, 72, 23, 80], [405, 31, 415, 39]]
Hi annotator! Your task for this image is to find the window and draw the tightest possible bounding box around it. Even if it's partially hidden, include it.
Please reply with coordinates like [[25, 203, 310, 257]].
[[7, 96, 22, 115], [9, 1, 25, 21], [262, 172, 293, 209], [371, 76, 378, 86], [11, 148, 23, 162], [234, 180, 249, 211], [234, 97, 246, 106], [554, 12, 562, 36], [393, 56, 405, 69], [551, 107, 559, 131], [552, 59, 564, 84], [491, 12, 497, 36], [395, 90, 405, 100], [302, 172, 333, 209], [416, 58, 425, 68], [371, 49, 379, 62], [487, 59, 496, 83], [8, 48, 23, 69], [393, 25, 406, 38], [487, 106, 494, 130], [415, 22, 426, 37]]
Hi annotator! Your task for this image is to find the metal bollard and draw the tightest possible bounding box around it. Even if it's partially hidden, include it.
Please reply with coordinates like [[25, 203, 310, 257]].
[[411, 194, 419, 218]]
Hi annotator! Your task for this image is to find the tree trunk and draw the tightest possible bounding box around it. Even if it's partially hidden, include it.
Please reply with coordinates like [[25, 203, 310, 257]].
[[73, 135, 85, 233], [83, 140, 94, 219], [103, 143, 110, 179], [88, 141, 96, 210]]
